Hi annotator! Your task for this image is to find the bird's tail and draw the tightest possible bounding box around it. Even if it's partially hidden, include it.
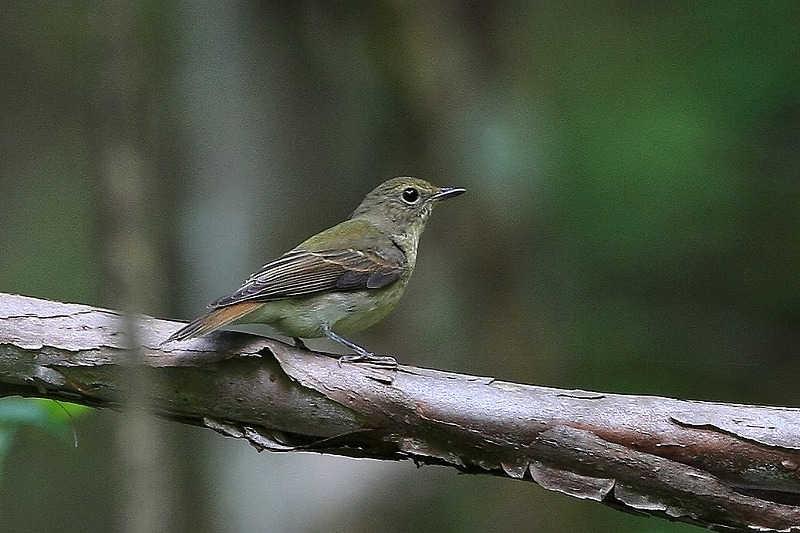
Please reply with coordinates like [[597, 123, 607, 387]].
[[161, 302, 263, 345]]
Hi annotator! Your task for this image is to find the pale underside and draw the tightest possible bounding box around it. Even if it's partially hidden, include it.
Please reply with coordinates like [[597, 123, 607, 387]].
[[232, 275, 411, 338]]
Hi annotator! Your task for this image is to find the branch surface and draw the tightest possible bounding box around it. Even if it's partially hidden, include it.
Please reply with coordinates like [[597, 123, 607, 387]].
[[1, 292, 798, 531]]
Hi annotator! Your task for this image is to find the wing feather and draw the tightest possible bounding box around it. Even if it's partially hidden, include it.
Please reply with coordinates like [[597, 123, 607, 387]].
[[210, 246, 407, 308]]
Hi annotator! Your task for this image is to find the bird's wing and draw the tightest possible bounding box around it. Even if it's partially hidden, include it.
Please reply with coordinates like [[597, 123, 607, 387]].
[[209, 246, 407, 308]]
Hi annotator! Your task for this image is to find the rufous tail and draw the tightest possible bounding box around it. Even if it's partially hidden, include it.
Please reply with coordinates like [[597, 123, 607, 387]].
[[161, 302, 262, 345]]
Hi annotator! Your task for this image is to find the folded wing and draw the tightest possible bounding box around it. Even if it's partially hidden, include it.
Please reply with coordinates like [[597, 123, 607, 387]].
[[210, 246, 407, 309]]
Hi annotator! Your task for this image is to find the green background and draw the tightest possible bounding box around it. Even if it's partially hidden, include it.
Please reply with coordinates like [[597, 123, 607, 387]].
[[1, 2, 798, 532]]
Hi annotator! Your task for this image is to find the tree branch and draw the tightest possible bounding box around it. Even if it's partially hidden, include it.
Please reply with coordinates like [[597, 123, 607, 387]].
[[1, 292, 798, 531]]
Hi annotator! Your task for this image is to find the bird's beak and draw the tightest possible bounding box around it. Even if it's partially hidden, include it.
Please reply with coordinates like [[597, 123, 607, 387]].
[[431, 187, 466, 202]]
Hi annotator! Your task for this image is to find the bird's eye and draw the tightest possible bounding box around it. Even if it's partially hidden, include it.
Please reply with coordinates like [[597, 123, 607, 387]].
[[402, 187, 420, 204]]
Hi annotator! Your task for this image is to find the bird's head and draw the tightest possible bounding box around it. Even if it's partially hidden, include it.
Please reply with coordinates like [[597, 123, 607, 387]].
[[351, 177, 465, 240]]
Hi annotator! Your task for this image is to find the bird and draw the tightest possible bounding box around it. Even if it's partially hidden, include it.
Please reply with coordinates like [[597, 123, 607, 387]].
[[163, 176, 465, 365]]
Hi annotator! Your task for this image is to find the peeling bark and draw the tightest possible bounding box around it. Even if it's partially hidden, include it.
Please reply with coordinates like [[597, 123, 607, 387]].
[[0, 292, 798, 531]]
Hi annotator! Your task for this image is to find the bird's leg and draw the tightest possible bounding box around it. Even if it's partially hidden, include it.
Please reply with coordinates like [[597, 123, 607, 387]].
[[322, 326, 397, 368], [293, 337, 309, 350]]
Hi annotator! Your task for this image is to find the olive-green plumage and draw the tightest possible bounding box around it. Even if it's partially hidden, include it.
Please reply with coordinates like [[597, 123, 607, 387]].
[[164, 177, 465, 363]]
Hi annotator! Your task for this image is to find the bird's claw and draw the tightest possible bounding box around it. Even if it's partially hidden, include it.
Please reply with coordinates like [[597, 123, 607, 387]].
[[337, 353, 398, 369]]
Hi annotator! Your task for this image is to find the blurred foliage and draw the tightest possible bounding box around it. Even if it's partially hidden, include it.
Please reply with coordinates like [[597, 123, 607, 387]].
[[0, 1, 798, 532], [0, 398, 90, 480]]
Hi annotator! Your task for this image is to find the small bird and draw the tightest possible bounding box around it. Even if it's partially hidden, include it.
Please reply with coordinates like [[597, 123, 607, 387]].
[[163, 177, 465, 365]]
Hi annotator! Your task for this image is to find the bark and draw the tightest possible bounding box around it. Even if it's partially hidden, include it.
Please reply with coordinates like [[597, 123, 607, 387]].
[[1, 292, 798, 532]]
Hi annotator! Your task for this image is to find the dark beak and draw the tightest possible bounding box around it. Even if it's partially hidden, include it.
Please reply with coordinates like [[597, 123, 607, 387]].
[[432, 187, 466, 202]]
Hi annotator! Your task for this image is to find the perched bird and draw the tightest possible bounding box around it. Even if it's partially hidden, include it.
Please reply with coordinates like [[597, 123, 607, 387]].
[[163, 177, 465, 365]]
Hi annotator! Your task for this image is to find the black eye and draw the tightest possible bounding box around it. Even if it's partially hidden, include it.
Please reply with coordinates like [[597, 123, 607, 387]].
[[402, 187, 420, 204]]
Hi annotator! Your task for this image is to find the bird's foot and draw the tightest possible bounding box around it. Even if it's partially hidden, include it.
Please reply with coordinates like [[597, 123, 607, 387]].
[[322, 327, 396, 368], [337, 353, 398, 369], [293, 337, 309, 350]]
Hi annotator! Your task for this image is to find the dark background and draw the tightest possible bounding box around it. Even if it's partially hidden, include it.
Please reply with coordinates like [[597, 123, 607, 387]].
[[1, 2, 798, 532]]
